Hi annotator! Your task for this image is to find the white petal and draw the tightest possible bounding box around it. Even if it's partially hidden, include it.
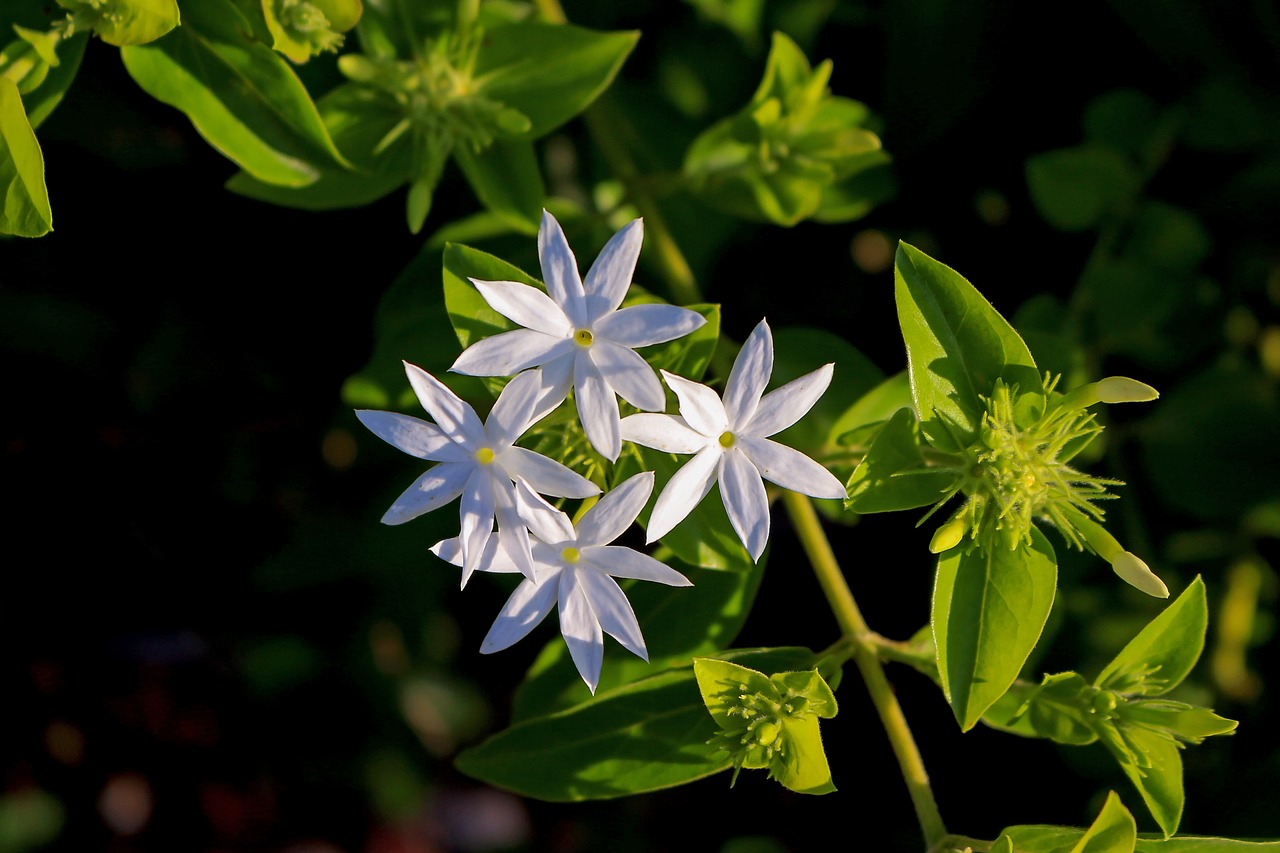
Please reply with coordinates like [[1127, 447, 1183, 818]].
[[723, 319, 773, 429], [451, 329, 572, 377], [574, 350, 622, 462], [620, 413, 710, 454], [404, 362, 486, 448], [470, 278, 573, 336], [513, 479, 577, 546], [661, 371, 727, 438], [583, 545, 692, 586], [576, 471, 654, 547], [381, 462, 470, 525], [558, 570, 604, 693], [738, 436, 846, 500], [531, 353, 575, 421], [430, 536, 522, 574], [595, 304, 707, 348], [591, 341, 665, 411], [459, 469, 496, 587], [494, 480, 536, 580], [583, 218, 643, 323], [485, 368, 545, 449], [480, 575, 560, 654], [498, 445, 600, 498], [720, 447, 770, 562], [538, 210, 587, 327], [646, 446, 720, 542], [578, 570, 647, 661], [355, 410, 468, 462], [744, 363, 834, 437]]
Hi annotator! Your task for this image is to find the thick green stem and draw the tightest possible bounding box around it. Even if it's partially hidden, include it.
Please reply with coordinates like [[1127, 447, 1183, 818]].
[[783, 491, 948, 849]]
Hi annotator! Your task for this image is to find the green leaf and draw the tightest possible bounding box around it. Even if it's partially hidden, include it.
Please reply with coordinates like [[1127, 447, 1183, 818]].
[[475, 23, 639, 138], [932, 527, 1058, 730], [0, 76, 51, 237], [455, 647, 815, 801], [991, 836, 1014, 853], [1098, 722, 1184, 837], [13, 32, 87, 129], [983, 672, 1099, 746], [76, 0, 180, 46], [894, 242, 1042, 451], [828, 370, 913, 448], [1083, 89, 1159, 159], [1071, 791, 1137, 853], [1096, 577, 1207, 696], [1026, 145, 1140, 231], [1002, 826, 1280, 852], [454, 137, 543, 234], [845, 407, 958, 513], [120, 0, 350, 187]]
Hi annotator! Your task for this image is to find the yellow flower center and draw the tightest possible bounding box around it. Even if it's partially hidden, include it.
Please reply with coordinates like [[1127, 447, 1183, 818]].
[[573, 328, 594, 347], [475, 447, 495, 465], [718, 431, 736, 448], [561, 546, 581, 564]]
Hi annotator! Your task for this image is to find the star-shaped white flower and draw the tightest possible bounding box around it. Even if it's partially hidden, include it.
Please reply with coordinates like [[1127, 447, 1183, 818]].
[[356, 362, 599, 586], [450, 210, 707, 462], [620, 319, 847, 562], [431, 473, 691, 693]]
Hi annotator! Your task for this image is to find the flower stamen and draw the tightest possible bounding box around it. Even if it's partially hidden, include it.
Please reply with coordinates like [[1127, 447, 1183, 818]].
[[718, 431, 736, 448], [474, 447, 495, 465], [573, 328, 594, 347]]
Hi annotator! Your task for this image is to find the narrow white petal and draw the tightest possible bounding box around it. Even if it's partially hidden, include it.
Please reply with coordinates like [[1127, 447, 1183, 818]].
[[381, 462, 470, 525], [576, 471, 654, 547], [574, 351, 622, 462], [470, 278, 574, 336], [744, 363, 834, 437], [620, 413, 710, 454], [583, 218, 643, 322], [355, 410, 468, 462], [451, 329, 572, 377], [739, 436, 847, 500], [558, 570, 604, 693], [646, 446, 720, 542], [720, 447, 770, 563], [513, 479, 577, 545], [459, 469, 496, 587], [404, 362, 486, 448], [494, 480, 536, 580], [583, 545, 692, 586], [591, 342, 665, 411], [538, 210, 587, 327], [531, 353, 575, 421], [486, 368, 545, 449], [498, 445, 600, 498], [723, 319, 773, 429], [430, 535, 522, 574], [661, 371, 727, 438], [595, 304, 707, 348], [480, 575, 560, 654], [578, 570, 647, 661]]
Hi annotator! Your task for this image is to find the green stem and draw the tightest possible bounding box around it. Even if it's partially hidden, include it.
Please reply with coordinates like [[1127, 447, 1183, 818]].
[[782, 491, 948, 849]]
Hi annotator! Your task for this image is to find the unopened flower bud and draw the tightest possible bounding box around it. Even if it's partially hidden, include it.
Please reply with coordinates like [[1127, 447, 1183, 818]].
[[1095, 377, 1159, 404], [930, 515, 967, 554], [1111, 551, 1170, 599]]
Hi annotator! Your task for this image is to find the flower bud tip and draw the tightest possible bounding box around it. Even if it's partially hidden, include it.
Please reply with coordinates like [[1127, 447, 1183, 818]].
[[1096, 376, 1159, 404], [1111, 551, 1169, 598]]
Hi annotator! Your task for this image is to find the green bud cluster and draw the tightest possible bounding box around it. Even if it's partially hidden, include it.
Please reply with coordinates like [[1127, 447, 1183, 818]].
[[274, 0, 344, 54], [709, 679, 810, 782]]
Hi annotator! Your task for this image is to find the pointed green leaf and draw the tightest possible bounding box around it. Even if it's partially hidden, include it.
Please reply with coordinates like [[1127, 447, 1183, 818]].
[[774, 713, 835, 794], [894, 242, 1043, 451], [14, 32, 87, 129], [0, 77, 51, 236], [1099, 722, 1184, 837], [1096, 577, 1207, 696], [932, 527, 1057, 730], [1071, 791, 1137, 853], [1003, 826, 1280, 852], [991, 836, 1014, 853], [454, 137, 543, 234], [845, 407, 959, 513]]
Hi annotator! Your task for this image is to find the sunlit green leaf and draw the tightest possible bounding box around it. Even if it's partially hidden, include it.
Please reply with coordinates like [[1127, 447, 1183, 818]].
[[1003, 826, 1280, 851], [1096, 577, 1207, 696], [982, 672, 1099, 746], [1098, 721, 1184, 837], [845, 407, 958, 513], [0, 76, 51, 236], [828, 370, 913, 449], [57, 0, 179, 46], [10, 31, 87, 129], [1071, 791, 1137, 853], [454, 137, 543, 234]]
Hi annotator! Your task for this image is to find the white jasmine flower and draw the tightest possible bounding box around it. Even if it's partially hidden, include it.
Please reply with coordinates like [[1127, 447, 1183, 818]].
[[356, 362, 599, 587], [451, 210, 707, 462], [621, 319, 846, 562], [432, 473, 691, 693]]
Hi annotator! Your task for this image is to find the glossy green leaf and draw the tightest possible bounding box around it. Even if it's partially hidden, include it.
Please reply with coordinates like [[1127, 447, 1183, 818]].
[[14, 32, 87, 129], [1026, 145, 1140, 231], [454, 137, 543, 234], [475, 23, 638, 138], [1071, 791, 1137, 853], [455, 647, 815, 801], [983, 672, 1099, 746], [1096, 577, 1207, 696], [828, 370, 913, 448], [845, 407, 958, 513], [120, 0, 350, 187], [894, 242, 1042, 451], [1003, 827, 1280, 853], [773, 713, 835, 794], [932, 527, 1058, 730], [1099, 722, 1184, 837], [0, 76, 51, 236]]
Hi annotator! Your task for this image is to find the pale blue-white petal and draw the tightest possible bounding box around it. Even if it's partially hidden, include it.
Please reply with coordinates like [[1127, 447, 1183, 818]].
[[531, 353, 575, 421], [480, 575, 560, 654], [743, 363, 834, 438], [660, 371, 727, 438], [498, 445, 600, 498], [583, 545, 692, 586], [578, 569, 647, 661], [470, 278, 573, 336], [723, 319, 773, 430], [558, 569, 604, 692], [620, 413, 710, 454], [720, 447, 770, 562], [451, 329, 572, 377], [583, 218, 643, 322], [538, 210, 587, 327], [595, 303, 706, 348], [739, 435, 847, 500], [355, 410, 468, 462], [513, 479, 577, 546], [574, 349, 622, 462], [646, 446, 720, 542], [494, 479, 536, 580], [459, 468, 496, 587], [576, 471, 654, 547], [430, 535, 522, 574], [486, 368, 545, 449], [591, 341, 665, 411], [381, 461, 471, 525], [404, 362, 486, 449]]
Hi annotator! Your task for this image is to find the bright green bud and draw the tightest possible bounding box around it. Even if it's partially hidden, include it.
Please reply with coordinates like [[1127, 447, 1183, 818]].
[[1096, 376, 1159, 404], [929, 515, 967, 554], [1111, 551, 1170, 599]]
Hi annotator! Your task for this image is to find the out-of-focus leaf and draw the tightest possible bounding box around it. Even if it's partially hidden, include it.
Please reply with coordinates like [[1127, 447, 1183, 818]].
[[0, 77, 51, 236], [1026, 146, 1139, 231], [1184, 80, 1264, 152], [1097, 577, 1206, 696], [1124, 202, 1211, 273], [10, 32, 87, 128], [828, 370, 913, 448], [1083, 89, 1159, 159], [454, 137, 543, 234]]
